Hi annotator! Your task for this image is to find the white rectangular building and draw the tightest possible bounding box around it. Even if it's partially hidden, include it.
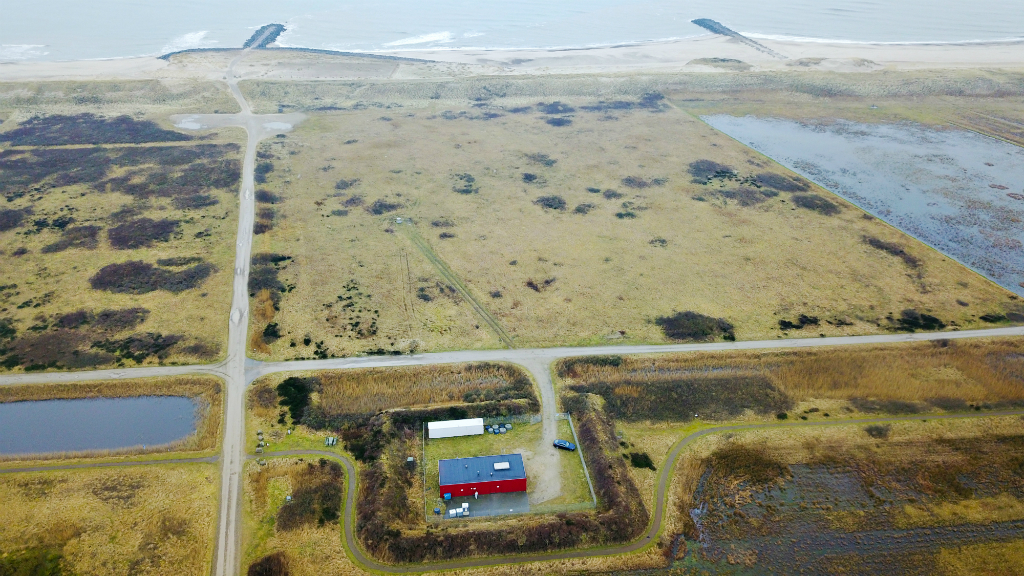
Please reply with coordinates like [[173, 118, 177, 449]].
[[428, 418, 485, 439]]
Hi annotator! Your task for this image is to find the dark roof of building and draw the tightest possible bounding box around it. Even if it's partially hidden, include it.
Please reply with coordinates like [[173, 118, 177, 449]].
[[439, 453, 526, 486]]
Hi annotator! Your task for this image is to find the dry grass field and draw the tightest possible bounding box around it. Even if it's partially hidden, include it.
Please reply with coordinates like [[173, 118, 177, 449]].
[[0, 375, 223, 463], [0, 108, 243, 371], [664, 416, 1024, 574], [241, 86, 1016, 358], [557, 338, 1024, 422], [0, 463, 218, 576]]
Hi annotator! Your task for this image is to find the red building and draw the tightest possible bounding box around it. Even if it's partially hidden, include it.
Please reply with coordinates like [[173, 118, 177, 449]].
[[438, 454, 527, 498]]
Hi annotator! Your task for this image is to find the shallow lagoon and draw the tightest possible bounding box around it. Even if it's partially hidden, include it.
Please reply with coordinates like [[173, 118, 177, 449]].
[[703, 115, 1024, 296], [0, 396, 198, 455]]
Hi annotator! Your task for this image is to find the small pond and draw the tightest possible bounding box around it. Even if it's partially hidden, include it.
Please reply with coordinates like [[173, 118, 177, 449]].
[[0, 396, 198, 455], [702, 115, 1024, 296]]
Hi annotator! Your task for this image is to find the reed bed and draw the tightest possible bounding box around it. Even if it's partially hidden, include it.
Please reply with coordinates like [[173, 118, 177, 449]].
[[0, 375, 223, 462], [560, 338, 1024, 407]]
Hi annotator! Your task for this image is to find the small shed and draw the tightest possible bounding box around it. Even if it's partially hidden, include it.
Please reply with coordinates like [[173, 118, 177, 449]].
[[428, 418, 485, 439]]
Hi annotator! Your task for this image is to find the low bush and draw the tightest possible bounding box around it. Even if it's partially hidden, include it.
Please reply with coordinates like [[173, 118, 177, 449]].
[[343, 195, 364, 207], [41, 225, 101, 253], [93, 307, 149, 331], [615, 211, 637, 219], [792, 194, 841, 215], [276, 459, 343, 530], [621, 176, 666, 189], [334, 178, 359, 191], [756, 172, 810, 192], [778, 314, 820, 331], [0, 113, 191, 146], [557, 355, 622, 378], [522, 172, 539, 183], [525, 277, 557, 292], [247, 552, 289, 576], [628, 452, 656, 470], [89, 261, 213, 294], [108, 218, 179, 249], [255, 189, 281, 203], [655, 311, 735, 341], [451, 173, 479, 195], [431, 218, 455, 228], [0, 547, 64, 575], [367, 199, 402, 215], [277, 376, 318, 423], [156, 256, 203, 267], [0, 208, 31, 232], [721, 187, 771, 207], [538, 101, 575, 114], [534, 195, 566, 210], [91, 332, 182, 363], [525, 153, 557, 167], [545, 117, 572, 127], [602, 189, 623, 199], [254, 161, 274, 184], [688, 160, 735, 182], [894, 309, 946, 332], [863, 236, 921, 268], [574, 203, 595, 214], [172, 194, 219, 209], [864, 424, 892, 439]]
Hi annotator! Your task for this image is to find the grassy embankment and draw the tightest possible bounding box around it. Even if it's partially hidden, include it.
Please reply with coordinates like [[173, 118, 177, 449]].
[[240, 85, 1017, 359], [0, 462, 218, 576], [0, 375, 223, 465]]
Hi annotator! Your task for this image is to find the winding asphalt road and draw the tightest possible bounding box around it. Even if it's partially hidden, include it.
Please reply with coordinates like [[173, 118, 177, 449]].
[[0, 33, 1022, 574], [261, 409, 1024, 572]]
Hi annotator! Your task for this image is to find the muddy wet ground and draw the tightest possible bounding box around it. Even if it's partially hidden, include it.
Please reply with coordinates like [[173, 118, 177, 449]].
[[703, 116, 1024, 297]]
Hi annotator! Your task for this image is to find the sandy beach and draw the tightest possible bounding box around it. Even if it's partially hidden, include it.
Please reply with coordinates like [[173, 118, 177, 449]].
[[1, 34, 1022, 83]]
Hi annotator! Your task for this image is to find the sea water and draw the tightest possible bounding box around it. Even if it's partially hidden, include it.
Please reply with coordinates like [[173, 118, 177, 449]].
[[702, 115, 1024, 297], [2, 0, 1023, 62]]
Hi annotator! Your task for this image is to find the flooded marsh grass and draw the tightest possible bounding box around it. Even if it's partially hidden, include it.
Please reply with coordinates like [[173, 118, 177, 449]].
[[665, 417, 1024, 575], [0, 463, 218, 576], [245, 98, 1011, 357]]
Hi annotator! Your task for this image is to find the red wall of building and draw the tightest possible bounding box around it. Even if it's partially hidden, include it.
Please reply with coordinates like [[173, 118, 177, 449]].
[[440, 477, 527, 498]]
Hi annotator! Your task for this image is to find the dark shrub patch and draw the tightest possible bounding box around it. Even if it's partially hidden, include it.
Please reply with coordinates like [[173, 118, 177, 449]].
[[438, 232, 455, 239], [621, 176, 666, 189], [850, 398, 924, 414], [334, 178, 360, 191], [172, 194, 219, 209], [0, 208, 31, 232], [247, 552, 289, 576], [894, 309, 946, 332], [586, 187, 601, 193], [0, 547, 65, 576], [367, 199, 402, 215], [865, 424, 892, 439], [108, 218, 179, 249], [10, 329, 88, 368], [94, 307, 149, 331], [721, 187, 771, 207], [709, 444, 787, 486], [525, 153, 557, 167], [756, 172, 810, 192], [778, 314, 820, 330], [649, 237, 667, 247], [254, 161, 274, 184], [41, 225, 101, 253], [489, 290, 502, 298], [792, 194, 841, 215], [262, 322, 281, 343], [0, 317, 17, 341], [55, 309, 92, 329], [343, 195, 365, 207], [92, 332, 182, 363], [655, 311, 735, 341], [569, 375, 790, 422], [277, 376, 319, 423], [538, 101, 575, 114], [534, 195, 566, 210], [431, 218, 455, 228], [255, 189, 281, 203], [574, 203, 595, 214], [330, 209, 348, 217], [615, 211, 637, 219], [89, 260, 213, 294], [979, 313, 1007, 323], [602, 189, 623, 199], [522, 172, 539, 183], [863, 236, 921, 268], [452, 173, 478, 195], [0, 113, 191, 146], [525, 277, 557, 292], [156, 256, 202, 267], [628, 452, 656, 470], [557, 355, 622, 378], [545, 117, 572, 127], [508, 106, 532, 114], [688, 160, 736, 181]]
